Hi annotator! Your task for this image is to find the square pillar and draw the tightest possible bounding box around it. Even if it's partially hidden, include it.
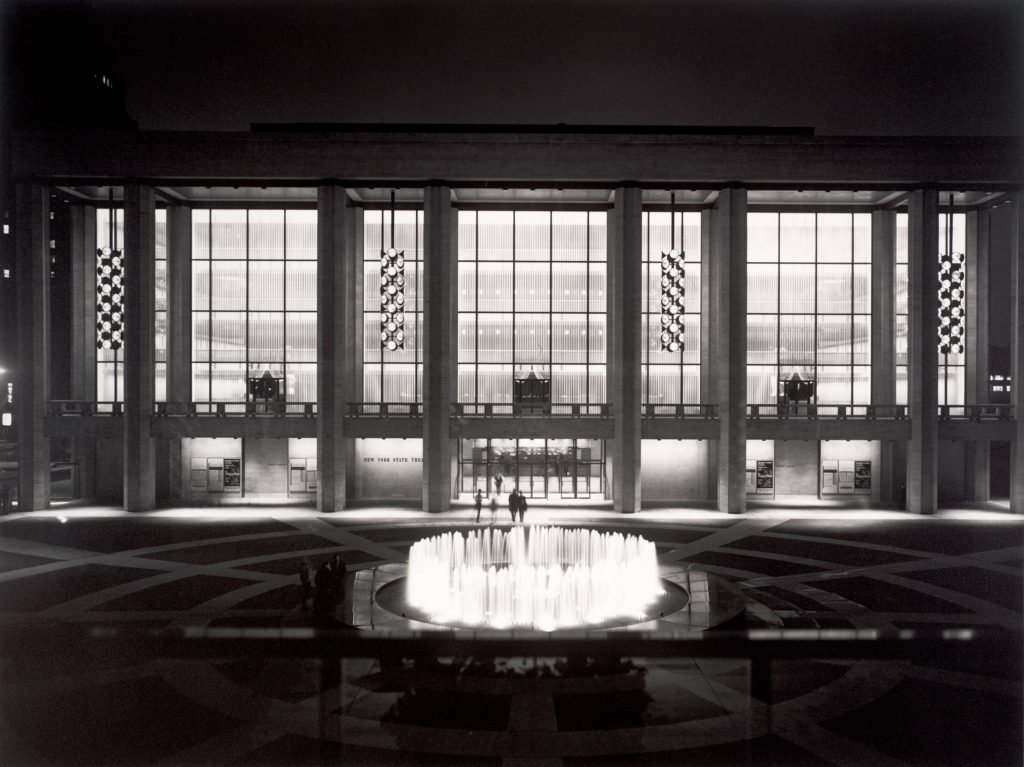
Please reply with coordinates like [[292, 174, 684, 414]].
[[70, 204, 97, 500], [15, 183, 51, 511], [1011, 193, 1024, 514], [715, 188, 748, 514], [317, 187, 355, 512], [422, 186, 456, 512], [609, 187, 643, 512], [123, 184, 157, 511], [907, 189, 939, 514], [163, 205, 192, 503], [871, 209, 896, 503], [700, 208, 718, 500], [965, 208, 991, 501]]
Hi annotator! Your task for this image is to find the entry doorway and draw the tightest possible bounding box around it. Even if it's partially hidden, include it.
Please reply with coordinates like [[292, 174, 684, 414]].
[[458, 438, 605, 500]]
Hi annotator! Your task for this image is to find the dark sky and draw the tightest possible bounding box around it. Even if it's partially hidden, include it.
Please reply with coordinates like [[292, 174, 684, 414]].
[[5, 0, 1024, 135]]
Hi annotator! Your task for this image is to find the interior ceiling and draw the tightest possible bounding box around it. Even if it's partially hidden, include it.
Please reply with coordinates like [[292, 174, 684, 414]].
[[57, 185, 1005, 208]]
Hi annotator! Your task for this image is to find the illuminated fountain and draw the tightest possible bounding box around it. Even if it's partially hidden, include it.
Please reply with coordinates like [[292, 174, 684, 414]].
[[406, 527, 662, 630]]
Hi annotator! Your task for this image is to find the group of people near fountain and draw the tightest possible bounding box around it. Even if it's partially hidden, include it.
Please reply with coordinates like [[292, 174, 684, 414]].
[[298, 554, 348, 623], [474, 485, 528, 524]]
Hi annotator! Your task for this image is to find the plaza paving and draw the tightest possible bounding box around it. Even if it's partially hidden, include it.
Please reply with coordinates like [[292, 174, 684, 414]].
[[0, 503, 1020, 766]]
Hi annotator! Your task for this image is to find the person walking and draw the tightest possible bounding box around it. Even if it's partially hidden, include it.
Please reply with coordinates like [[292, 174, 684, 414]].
[[494, 473, 503, 496], [507, 488, 518, 524], [474, 488, 484, 523], [518, 491, 528, 524], [489, 494, 499, 523]]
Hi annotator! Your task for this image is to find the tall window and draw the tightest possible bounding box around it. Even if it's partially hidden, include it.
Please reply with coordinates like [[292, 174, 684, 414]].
[[362, 210, 423, 402], [894, 212, 966, 406], [642, 211, 701, 405], [155, 209, 166, 402], [95, 208, 124, 405], [747, 212, 872, 410], [456, 211, 607, 405], [191, 209, 317, 410]]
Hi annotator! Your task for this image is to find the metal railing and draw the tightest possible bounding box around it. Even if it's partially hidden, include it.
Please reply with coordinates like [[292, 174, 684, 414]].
[[48, 400, 123, 416], [452, 402, 611, 417], [154, 402, 317, 417], [938, 404, 1014, 420], [642, 403, 718, 418], [348, 402, 422, 417], [747, 403, 908, 419]]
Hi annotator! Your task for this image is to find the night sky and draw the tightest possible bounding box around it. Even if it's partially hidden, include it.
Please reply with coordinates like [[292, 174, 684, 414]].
[[3, 0, 1023, 135]]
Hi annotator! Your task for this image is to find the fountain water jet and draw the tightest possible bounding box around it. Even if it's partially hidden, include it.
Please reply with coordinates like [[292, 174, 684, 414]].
[[407, 527, 662, 630]]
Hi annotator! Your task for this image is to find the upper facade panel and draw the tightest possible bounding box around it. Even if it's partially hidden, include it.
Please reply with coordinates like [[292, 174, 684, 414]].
[[12, 128, 1024, 189]]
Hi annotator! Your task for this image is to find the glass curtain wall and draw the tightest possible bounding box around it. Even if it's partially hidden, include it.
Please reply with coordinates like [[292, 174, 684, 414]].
[[747, 212, 872, 411], [95, 208, 124, 405], [362, 210, 423, 403], [894, 212, 966, 406], [456, 211, 607, 407], [191, 209, 318, 410], [155, 209, 166, 402], [642, 211, 701, 406]]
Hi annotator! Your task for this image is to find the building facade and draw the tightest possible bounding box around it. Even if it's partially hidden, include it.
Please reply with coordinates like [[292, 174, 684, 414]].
[[10, 126, 1024, 514]]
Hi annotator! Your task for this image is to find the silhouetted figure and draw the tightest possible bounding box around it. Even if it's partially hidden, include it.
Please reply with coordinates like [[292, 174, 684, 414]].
[[313, 560, 333, 621], [330, 554, 348, 621], [494, 474, 503, 496], [508, 488, 520, 524], [518, 492, 528, 524], [474, 488, 484, 523], [489, 494, 498, 522], [298, 557, 313, 611]]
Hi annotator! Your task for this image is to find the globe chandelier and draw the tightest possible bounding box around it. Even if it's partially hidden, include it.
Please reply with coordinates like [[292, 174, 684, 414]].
[[660, 191, 686, 352], [380, 190, 406, 351]]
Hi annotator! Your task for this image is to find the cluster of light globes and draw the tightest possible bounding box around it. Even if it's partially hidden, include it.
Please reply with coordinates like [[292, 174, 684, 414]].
[[380, 247, 406, 351], [96, 246, 124, 350], [938, 250, 965, 355], [659, 249, 686, 352]]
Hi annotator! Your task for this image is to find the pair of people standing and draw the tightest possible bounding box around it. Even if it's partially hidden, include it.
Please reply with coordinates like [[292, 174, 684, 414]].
[[474, 487, 500, 523], [507, 487, 528, 523]]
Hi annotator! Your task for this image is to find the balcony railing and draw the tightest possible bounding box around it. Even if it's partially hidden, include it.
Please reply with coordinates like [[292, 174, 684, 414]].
[[938, 404, 1014, 420], [453, 403, 610, 418], [48, 400, 123, 416], [642, 403, 718, 418], [347, 402, 422, 417], [154, 402, 317, 417], [747, 404, 908, 419]]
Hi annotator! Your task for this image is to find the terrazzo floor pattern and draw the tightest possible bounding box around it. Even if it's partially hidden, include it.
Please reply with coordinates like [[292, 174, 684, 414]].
[[0, 504, 1020, 766]]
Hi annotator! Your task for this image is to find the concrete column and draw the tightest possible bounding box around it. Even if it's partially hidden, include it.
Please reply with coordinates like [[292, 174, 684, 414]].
[[166, 206, 192, 409], [15, 183, 51, 510], [422, 186, 455, 512], [123, 184, 156, 511], [608, 187, 643, 513], [164, 205, 192, 503], [965, 209, 991, 501], [700, 207, 718, 500], [1011, 193, 1024, 514], [316, 187, 355, 512], [907, 189, 939, 514], [871, 209, 896, 503], [714, 188, 748, 513], [70, 204, 97, 499]]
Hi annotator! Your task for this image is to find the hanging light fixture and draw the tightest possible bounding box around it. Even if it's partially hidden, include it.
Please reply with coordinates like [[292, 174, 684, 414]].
[[96, 188, 124, 351], [659, 191, 686, 352], [937, 193, 965, 357], [380, 190, 406, 351]]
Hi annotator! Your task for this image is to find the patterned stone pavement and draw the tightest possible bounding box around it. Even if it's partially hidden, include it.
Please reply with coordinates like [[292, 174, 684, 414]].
[[0, 504, 1020, 766]]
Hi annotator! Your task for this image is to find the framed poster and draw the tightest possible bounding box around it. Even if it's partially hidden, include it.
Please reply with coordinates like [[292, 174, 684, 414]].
[[223, 458, 242, 490], [854, 461, 872, 491]]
